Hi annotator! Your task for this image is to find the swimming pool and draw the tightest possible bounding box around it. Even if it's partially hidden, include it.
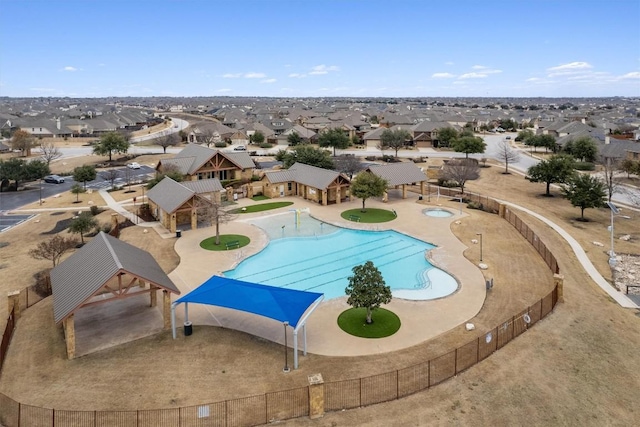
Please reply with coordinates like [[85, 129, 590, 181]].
[[424, 208, 454, 218], [225, 216, 458, 300]]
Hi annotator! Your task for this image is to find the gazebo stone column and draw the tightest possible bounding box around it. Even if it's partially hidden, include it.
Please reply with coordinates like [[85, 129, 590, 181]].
[[64, 315, 76, 359], [308, 373, 325, 419], [7, 290, 20, 320], [420, 181, 425, 195], [247, 184, 254, 198], [336, 187, 341, 204], [322, 190, 327, 206], [402, 184, 407, 199], [170, 214, 177, 233], [554, 274, 565, 303], [163, 290, 171, 329], [150, 284, 157, 307], [191, 209, 197, 230]]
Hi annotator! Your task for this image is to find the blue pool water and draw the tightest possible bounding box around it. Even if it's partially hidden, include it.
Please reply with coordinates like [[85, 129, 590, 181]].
[[225, 217, 458, 300]]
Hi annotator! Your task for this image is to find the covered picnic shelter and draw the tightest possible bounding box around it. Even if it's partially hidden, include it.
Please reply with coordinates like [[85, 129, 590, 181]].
[[366, 162, 428, 199], [50, 232, 180, 359], [171, 276, 324, 369]]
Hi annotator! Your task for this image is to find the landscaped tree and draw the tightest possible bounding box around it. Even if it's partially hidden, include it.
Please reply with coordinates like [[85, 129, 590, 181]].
[[495, 139, 520, 174], [156, 133, 180, 153], [0, 158, 26, 189], [29, 235, 79, 267], [195, 195, 237, 246], [146, 164, 184, 189], [318, 128, 350, 156], [380, 128, 411, 158], [101, 169, 120, 189], [437, 127, 458, 148], [527, 154, 576, 196], [333, 154, 364, 179], [345, 261, 392, 324], [251, 130, 265, 145], [72, 165, 97, 189], [562, 173, 606, 221], [70, 183, 85, 203], [538, 134, 558, 153], [440, 159, 480, 193], [275, 145, 335, 169], [451, 135, 486, 159], [92, 131, 130, 162], [600, 155, 622, 202], [10, 129, 34, 156], [40, 140, 62, 165], [570, 136, 598, 163], [287, 131, 302, 146], [350, 171, 388, 212], [24, 159, 50, 182], [516, 129, 535, 143], [199, 128, 218, 147], [68, 212, 97, 244], [620, 158, 638, 178]]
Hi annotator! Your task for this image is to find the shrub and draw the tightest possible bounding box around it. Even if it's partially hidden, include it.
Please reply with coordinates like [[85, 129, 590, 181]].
[[90, 205, 100, 216], [467, 201, 484, 210], [101, 223, 112, 234], [214, 142, 227, 148], [574, 162, 595, 171], [259, 142, 273, 149], [33, 269, 53, 297]]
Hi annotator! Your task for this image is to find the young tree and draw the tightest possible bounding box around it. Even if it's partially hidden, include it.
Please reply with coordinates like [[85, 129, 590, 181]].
[[527, 154, 576, 196], [40, 140, 62, 165], [318, 128, 350, 156], [73, 165, 97, 189], [562, 174, 606, 221], [24, 159, 50, 181], [440, 159, 480, 193], [10, 129, 35, 156], [350, 171, 388, 212], [451, 135, 486, 159], [92, 131, 130, 162], [195, 194, 237, 246], [571, 136, 598, 162], [29, 235, 79, 267], [437, 127, 458, 148], [333, 155, 364, 179], [620, 158, 638, 178], [345, 261, 392, 324], [380, 128, 411, 158], [0, 158, 26, 189], [275, 145, 335, 169], [251, 130, 265, 145], [600, 155, 622, 202], [287, 131, 302, 146], [156, 133, 179, 153], [68, 212, 97, 244], [538, 134, 558, 153], [199, 128, 218, 147], [516, 129, 535, 142], [70, 183, 85, 203], [101, 169, 121, 189], [495, 139, 520, 174]]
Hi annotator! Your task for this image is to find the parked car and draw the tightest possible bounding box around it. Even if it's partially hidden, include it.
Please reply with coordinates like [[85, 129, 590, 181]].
[[44, 175, 65, 184], [505, 136, 512, 140], [127, 162, 141, 169], [233, 145, 247, 151]]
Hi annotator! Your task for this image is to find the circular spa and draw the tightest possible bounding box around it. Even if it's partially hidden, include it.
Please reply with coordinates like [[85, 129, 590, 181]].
[[423, 208, 454, 218], [225, 213, 458, 300]]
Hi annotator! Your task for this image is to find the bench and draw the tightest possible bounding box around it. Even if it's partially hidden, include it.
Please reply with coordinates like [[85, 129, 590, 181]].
[[225, 240, 240, 250], [348, 215, 360, 222]]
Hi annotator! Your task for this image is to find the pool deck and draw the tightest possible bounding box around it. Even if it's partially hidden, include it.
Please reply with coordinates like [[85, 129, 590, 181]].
[[167, 194, 486, 357]]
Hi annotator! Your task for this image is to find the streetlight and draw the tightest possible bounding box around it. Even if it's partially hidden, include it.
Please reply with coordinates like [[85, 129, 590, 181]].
[[606, 201, 620, 266], [476, 233, 483, 262], [283, 321, 290, 373]]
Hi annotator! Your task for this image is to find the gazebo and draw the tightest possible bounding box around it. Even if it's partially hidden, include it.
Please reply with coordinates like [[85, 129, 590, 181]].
[[50, 232, 180, 359], [366, 162, 428, 199]]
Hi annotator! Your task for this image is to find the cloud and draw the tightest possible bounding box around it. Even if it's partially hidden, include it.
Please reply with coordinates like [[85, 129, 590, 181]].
[[261, 78, 277, 84], [289, 73, 306, 78], [445, 61, 454, 65], [548, 62, 593, 72], [217, 88, 232, 93], [29, 87, 56, 92], [620, 71, 640, 79], [471, 65, 487, 70], [459, 72, 488, 79], [432, 72, 455, 79], [62, 66, 77, 72], [222, 73, 241, 78], [309, 65, 340, 75], [526, 77, 543, 82], [244, 72, 266, 79]]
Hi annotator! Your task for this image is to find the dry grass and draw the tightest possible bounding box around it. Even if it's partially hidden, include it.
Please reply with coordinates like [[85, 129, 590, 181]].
[[0, 157, 639, 425]]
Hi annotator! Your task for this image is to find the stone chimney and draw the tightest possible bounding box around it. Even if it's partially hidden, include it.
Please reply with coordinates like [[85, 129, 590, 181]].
[[605, 136, 610, 145], [56, 117, 61, 130]]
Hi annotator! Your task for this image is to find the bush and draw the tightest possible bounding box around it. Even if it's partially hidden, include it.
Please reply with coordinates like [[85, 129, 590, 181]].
[[437, 178, 460, 188], [101, 223, 112, 234], [574, 162, 595, 171], [90, 205, 100, 216], [467, 201, 484, 210], [214, 142, 227, 148], [33, 269, 53, 298], [259, 143, 273, 149]]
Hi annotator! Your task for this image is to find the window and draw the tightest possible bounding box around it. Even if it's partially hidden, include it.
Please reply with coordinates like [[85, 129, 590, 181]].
[[287, 182, 292, 191]]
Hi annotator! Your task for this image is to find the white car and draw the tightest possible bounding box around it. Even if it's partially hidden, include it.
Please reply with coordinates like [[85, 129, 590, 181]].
[[233, 145, 246, 151], [127, 162, 141, 169]]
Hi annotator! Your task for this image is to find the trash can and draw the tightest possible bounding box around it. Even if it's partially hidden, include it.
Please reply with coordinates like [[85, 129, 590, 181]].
[[176, 230, 182, 238], [184, 321, 192, 336], [418, 195, 423, 201]]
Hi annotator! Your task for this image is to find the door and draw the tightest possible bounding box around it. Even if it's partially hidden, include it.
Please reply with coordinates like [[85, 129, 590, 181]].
[[279, 185, 284, 197]]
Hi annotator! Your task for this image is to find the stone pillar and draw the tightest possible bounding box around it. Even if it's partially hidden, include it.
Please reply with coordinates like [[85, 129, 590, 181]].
[[382, 191, 388, 203], [170, 214, 177, 233], [402, 184, 407, 199], [336, 187, 341, 204], [163, 290, 171, 329], [226, 187, 233, 201], [150, 285, 157, 307], [64, 315, 76, 359], [322, 190, 327, 206], [554, 273, 565, 303], [420, 181, 425, 195], [7, 290, 21, 320], [191, 209, 197, 230], [498, 203, 506, 219], [308, 373, 325, 419]]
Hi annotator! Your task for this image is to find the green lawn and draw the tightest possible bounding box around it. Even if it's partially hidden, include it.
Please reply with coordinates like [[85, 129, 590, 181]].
[[340, 208, 397, 223], [337, 307, 401, 338], [251, 195, 269, 201], [229, 201, 294, 214], [200, 234, 250, 251]]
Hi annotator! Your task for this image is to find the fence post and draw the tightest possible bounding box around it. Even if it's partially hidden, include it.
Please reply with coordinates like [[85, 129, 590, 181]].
[[308, 373, 325, 419], [553, 274, 564, 303], [7, 291, 20, 321]]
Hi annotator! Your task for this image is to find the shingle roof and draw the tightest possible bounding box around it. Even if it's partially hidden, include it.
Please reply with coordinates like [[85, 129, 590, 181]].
[[224, 152, 256, 169], [161, 144, 255, 175], [262, 162, 346, 189], [50, 232, 179, 323], [181, 178, 224, 193], [367, 162, 427, 186]]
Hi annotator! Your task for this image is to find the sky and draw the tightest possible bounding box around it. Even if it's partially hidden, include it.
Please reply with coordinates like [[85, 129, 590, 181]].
[[1, 0, 639, 98]]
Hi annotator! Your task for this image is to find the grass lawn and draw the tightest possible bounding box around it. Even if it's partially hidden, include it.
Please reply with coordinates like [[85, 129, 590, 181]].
[[229, 201, 293, 214], [337, 307, 401, 338], [251, 195, 269, 201], [341, 208, 397, 223], [200, 234, 250, 251]]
